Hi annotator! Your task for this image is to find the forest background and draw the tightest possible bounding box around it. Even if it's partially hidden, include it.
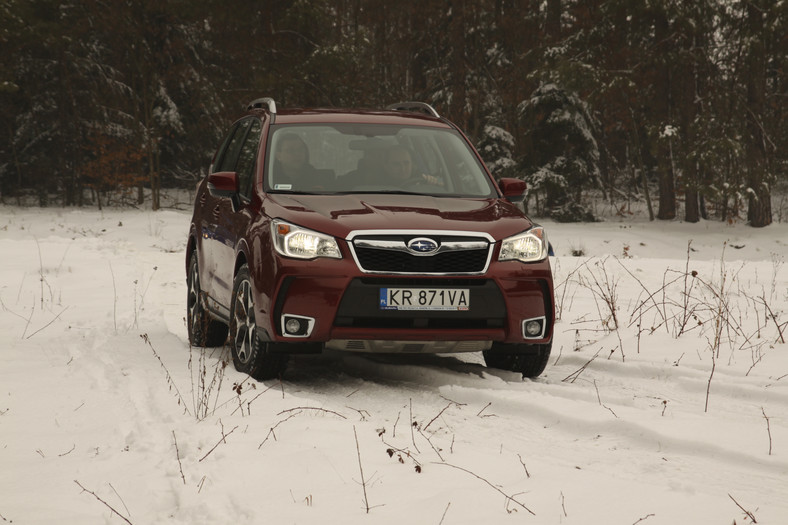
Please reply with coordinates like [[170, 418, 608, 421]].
[[0, 0, 785, 226]]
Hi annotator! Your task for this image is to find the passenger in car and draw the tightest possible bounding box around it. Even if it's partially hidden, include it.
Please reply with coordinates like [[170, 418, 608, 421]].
[[273, 133, 333, 190]]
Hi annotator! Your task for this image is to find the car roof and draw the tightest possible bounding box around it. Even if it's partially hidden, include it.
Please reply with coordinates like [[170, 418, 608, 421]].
[[247, 105, 453, 129]]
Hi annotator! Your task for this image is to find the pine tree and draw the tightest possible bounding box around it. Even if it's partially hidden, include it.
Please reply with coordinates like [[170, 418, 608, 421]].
[[517, 84, 601, 221]]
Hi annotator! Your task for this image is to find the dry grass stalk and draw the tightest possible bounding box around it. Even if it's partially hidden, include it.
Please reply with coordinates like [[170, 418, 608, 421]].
[[354, 425, 371, 513], [434, 462, 535, 516], [74, 480, 133, 524]]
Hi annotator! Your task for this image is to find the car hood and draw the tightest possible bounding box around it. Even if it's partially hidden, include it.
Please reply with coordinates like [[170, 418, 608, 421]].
[[263, 193, 533, 241]]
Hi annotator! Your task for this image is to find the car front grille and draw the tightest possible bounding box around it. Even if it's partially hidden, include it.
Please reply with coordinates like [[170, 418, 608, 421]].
[[349, 233, 492, 274]]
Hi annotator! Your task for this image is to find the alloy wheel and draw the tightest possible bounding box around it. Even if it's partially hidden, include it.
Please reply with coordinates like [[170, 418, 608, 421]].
[[187, 262, 201, 337], [233, 279, 256, 364]]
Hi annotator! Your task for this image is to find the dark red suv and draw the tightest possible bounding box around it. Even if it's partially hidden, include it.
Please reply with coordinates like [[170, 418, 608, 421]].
[[187, 99, 554, 380]]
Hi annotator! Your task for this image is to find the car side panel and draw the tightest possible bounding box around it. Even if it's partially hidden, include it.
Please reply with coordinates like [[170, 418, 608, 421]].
[[210, 200, 251, 304], [200, 117, 268, 314], [191, 180, 223, 313]]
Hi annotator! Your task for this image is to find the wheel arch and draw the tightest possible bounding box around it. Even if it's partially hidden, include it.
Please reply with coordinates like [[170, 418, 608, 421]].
[[234, 246, 249, 278], [186, 228, 199, 276]]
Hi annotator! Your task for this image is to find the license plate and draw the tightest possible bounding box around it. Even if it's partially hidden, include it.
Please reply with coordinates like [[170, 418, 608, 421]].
[[379, 288, 469, 311]]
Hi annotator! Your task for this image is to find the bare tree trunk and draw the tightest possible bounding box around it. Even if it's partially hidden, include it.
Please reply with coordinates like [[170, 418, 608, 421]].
[[683, 22, 701, 224], [142, 85, 160, 211], [546, 0, 561, 41], [448, 1, 468, 131], [745, 0, 771, 227], [8, 120, 23, 205], [152, 144, 161, 210], [657, 141, 677, 220], [653, 8, 676, 220]]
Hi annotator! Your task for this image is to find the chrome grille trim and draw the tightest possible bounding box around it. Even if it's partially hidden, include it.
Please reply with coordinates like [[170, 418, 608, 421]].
[[346, 229, 494, 275], [353, 238, 489, 256]]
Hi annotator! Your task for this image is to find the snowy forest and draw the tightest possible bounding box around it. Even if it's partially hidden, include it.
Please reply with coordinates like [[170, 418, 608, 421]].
[[1, 0, 785, 226]]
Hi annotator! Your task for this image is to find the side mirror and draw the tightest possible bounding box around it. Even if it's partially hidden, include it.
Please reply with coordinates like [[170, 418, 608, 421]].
[[207, 171, 241, 210], [207, 171, 239, 197], [498, 177, 527, 203]]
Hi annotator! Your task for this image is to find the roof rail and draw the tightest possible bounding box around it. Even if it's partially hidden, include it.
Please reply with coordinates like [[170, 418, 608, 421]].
[[385, 101, 440, 118], [247, 97, 277, 114]]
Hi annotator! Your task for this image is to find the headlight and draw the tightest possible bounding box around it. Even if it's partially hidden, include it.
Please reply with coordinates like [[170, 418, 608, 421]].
[[271, 220, 341, 259], [499, 227, 548, 263]]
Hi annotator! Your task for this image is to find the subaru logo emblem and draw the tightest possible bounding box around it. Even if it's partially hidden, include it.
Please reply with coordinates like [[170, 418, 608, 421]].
[[407, 237, 439, 254]]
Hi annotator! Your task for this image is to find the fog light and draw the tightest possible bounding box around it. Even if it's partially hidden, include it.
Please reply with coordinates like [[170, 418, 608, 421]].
[[281, 314, 315, 338], [525, 321, 542, 336], [285, 318, 302, 334], [522, 317, 546, 339]]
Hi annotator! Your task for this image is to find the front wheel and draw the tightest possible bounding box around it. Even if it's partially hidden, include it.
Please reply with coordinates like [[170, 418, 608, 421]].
[[483, 342, 552, 378], [229, 264, 288, 380]]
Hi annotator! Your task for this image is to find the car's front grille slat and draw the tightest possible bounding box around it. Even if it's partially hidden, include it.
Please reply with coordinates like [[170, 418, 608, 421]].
[[350, 233, 492, 275], [354, 247, 488, 273]]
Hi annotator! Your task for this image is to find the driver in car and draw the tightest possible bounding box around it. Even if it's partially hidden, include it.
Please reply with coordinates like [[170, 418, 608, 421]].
[[384, 146, 443, 187]]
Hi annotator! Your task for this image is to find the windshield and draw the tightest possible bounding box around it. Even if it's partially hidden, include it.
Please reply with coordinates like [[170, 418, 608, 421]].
[[265, 124, 497, 198]]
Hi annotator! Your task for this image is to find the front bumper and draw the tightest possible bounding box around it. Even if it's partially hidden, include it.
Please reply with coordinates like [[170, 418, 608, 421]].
[[259, 258, 554, 350]]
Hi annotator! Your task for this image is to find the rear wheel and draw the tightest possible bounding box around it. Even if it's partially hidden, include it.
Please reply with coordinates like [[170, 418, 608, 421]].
[[187, 252, 228, 347], [483, 342, 552, 378], [230, 264, 288, 380]]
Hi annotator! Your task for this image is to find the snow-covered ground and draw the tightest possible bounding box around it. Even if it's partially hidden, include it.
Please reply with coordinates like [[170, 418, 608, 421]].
[[1, 204, 786, 524]]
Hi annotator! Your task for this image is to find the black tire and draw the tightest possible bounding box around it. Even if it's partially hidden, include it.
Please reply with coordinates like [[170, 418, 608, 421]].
[[187, 252, 228, 347], [229, 264, 288, 380], [483, 342, 552, 378]]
